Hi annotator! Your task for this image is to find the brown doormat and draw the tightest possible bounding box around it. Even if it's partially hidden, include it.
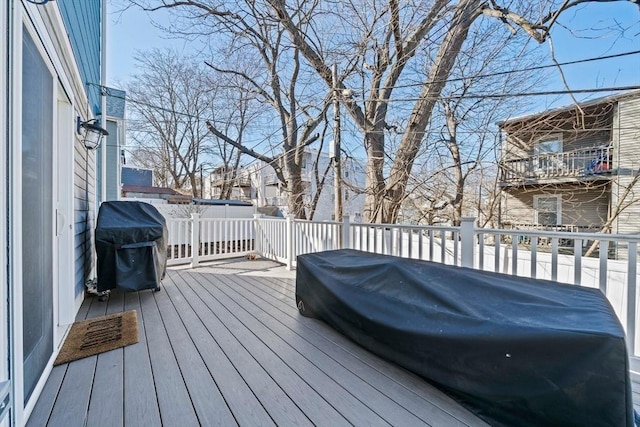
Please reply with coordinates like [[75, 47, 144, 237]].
[[54, 310, 139, 365]]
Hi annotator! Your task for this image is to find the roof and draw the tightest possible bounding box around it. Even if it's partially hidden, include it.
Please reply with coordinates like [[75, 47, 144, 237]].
[[498, 89, 640, 127]]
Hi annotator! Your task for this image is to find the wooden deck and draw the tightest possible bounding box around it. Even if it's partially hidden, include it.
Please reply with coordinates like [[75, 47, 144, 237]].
[[27, 258, 488, 427]]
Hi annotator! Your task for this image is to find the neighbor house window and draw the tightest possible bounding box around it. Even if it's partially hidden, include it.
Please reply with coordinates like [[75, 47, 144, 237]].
[[534, 195, 561, 226], [534, 134, 563, 173]]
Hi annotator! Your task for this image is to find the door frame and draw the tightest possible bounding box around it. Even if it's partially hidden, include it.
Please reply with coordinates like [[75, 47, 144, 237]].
[[10, 5, 83, 424]]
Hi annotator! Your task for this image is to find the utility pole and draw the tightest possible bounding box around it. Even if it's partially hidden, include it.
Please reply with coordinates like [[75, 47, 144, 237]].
[[199, 165, 204, 199], [332, 64, 343, 222]]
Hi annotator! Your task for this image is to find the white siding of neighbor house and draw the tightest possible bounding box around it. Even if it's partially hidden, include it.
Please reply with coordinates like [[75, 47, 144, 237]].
[[502, 184, 610, 228], [612, 97, 640, 235]]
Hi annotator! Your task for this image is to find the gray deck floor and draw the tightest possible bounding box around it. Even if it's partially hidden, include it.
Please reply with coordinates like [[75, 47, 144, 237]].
[[27, 258, 488, 426]]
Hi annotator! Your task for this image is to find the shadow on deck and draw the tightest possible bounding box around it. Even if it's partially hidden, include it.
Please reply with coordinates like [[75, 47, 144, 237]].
[[27, 258, 486, 426]]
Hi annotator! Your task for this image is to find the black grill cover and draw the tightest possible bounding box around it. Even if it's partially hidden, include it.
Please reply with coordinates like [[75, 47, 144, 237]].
[[95, 201, 168, 292], [295, 249, 633, 427]]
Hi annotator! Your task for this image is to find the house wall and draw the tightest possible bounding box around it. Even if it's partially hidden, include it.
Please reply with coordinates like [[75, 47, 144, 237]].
[[611, 97, 640, 235], [502, 184, 609, 228], [57, 0, 102, 114]]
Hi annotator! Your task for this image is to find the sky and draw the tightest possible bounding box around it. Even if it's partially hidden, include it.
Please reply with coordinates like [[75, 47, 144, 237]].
[[106, 1, 640, 119]]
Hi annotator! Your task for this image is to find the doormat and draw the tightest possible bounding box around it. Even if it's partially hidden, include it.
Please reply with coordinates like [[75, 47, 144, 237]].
[[54, 310, 139, 365]]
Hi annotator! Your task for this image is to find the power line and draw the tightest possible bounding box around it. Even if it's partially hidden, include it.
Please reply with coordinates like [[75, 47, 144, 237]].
[[386, 50, 640, 90]]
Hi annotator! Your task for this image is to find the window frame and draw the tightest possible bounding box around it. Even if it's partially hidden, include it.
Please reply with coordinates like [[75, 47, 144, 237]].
[[533, 195, 562, 226]]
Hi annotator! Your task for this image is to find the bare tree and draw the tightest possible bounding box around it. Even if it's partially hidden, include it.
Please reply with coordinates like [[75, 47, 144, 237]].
[[267, 0, 638, 223], [123, 0, 638, 222], [127, 49, 215, 196], [125, 1, 333, 218]]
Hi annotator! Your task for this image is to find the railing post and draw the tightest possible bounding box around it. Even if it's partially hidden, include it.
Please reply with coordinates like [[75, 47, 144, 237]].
[[342, 215, 350, 249], [190, 213, 200, 268], [460, 217, 475, 268], [286, 215, 294, 270], [253, 214, 263, 256]]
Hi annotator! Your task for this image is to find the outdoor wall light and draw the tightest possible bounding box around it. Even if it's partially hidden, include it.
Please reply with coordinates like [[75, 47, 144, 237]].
[[77, 117, 109, 150]]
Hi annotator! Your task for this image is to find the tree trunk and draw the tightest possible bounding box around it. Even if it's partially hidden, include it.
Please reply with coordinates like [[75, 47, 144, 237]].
[[365, 1, 482, 223]]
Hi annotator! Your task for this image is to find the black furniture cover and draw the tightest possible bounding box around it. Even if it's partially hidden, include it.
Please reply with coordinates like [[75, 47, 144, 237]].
[[95, 201, 168, 292], [296, 249, 633, 427]]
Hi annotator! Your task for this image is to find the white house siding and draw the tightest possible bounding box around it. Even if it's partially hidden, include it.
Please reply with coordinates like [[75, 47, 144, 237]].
[[611, 97, 640, 236], [502, 184, 610, 228], [244, 149, 366, 221]]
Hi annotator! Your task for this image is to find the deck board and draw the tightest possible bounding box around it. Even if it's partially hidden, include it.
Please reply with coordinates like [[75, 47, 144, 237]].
[[169, 270, 317, 426], [162, 273, 274, 426], [152, 278, 238, 426], [86, 289, 125, 427], [223, 273, 478, 426], [188, 271, 391, 426], [201, 271, 430, 426], [123, 291, 162, 426], [28, 259, 501, 426], [139, 287, 201, 426]]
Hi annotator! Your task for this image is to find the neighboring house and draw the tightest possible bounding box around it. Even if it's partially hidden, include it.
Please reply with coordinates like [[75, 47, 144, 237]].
[[204, 166, 253, 202], [97, 87, 126, 201], [205, 149, 366, 221], [498, 91, 640, 253], [121, 165, 154, 187], [0, 1, 107, 425]]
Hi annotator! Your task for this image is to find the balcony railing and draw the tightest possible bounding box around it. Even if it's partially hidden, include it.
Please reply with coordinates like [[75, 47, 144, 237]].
[[210, 174, 251, 187], [500, 146, 612, 183]]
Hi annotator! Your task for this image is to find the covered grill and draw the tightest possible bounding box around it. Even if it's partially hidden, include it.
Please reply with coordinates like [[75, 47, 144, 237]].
[[95, 201, 168, 292]]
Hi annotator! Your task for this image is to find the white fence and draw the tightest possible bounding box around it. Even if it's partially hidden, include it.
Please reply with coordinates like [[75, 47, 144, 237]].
[[165, 214, 640, 366]]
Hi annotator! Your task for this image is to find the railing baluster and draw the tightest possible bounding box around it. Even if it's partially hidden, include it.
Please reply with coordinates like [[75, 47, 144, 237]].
[[599, 241, 609, 294], [574, 239, 582, 285], [479, 233, 484, 270], [429, 230, 434, 262], [531, 236, 537, 278], [627, 242, 638, 356], [551, 237, 558, 281], [440, 230, 446, 264], [494, 234, 501, 273], [511, 234, 518, 276], [453, 231, 459, 266]]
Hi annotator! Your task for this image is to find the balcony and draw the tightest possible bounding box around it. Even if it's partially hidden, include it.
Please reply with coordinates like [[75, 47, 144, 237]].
[[210, 174, 251, 187], [500, 146, 613, 186], [27, 217, 640, 425]]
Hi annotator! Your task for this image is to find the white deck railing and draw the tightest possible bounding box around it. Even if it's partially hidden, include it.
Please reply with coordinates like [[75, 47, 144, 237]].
[[165, 214, 640, 365]]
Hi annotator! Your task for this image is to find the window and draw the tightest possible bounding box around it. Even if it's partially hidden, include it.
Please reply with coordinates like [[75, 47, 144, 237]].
[[534, 195, 561, 226], [534, 134, 563, 172]]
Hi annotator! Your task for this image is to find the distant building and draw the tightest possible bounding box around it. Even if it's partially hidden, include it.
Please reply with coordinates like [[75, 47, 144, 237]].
[[205, 148, 366, 221], [498, 90, 640, 256], [122, 166, 154, 187], [98, 87, 127, 201]]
